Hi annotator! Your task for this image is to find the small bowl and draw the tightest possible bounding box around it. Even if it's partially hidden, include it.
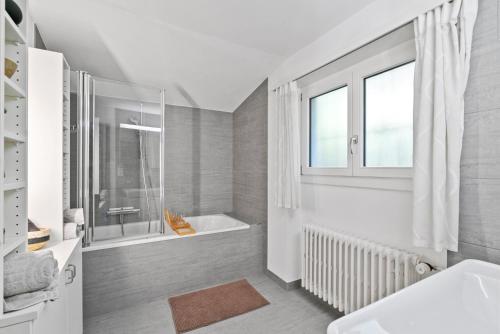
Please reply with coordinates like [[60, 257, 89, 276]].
[[5, 58, 17, 78], [28, 228, 50, 251], [6, 0, 23, 26]]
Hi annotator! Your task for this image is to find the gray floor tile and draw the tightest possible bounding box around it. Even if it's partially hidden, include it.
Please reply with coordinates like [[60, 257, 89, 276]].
[[84, 274, 341, 334]]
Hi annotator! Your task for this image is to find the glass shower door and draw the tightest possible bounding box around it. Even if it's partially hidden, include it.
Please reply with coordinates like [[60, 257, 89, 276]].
[[77, 72, 165, 245]]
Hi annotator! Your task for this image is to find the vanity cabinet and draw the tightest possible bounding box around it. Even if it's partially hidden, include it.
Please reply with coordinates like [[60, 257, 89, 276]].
[[0, 322, 30, 334], [33, 239, 82, 334], [65, 246, 83, 334], [0, 238, 83, 334]]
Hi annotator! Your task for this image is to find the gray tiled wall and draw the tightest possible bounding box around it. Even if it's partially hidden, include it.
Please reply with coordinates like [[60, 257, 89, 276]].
[[448, 0, 500, 265], [231, 79, 268, 225], [164, 105, 233, 216]]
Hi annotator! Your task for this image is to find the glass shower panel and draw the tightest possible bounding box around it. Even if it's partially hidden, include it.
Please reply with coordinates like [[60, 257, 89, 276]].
[[90, 77, 163, 242]]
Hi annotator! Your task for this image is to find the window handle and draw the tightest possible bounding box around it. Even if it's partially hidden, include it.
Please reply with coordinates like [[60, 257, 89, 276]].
[[350, 135, 358, 155]]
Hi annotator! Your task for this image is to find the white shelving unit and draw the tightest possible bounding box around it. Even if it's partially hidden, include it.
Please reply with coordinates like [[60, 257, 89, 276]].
[[0, 0, 29, 315], [0, 5, 82, 333], [27, 48, 70, 244]]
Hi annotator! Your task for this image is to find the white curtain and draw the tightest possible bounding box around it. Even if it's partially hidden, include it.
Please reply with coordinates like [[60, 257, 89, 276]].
[[274, 81, 301, 209], [412, 0, 478, 252]]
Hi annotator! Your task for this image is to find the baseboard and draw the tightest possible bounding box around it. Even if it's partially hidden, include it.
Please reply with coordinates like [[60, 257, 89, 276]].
[[265, 269, 301, 291]]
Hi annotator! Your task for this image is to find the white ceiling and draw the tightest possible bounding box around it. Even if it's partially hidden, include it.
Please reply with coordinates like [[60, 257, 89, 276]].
[[31, 0, 374, 111]]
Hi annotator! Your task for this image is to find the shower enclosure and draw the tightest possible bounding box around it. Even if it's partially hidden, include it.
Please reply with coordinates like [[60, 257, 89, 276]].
[[76, 71, 165, 246]]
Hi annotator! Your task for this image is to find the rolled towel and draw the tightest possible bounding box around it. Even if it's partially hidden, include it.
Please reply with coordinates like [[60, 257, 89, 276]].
[[4, 250, 59, 298], [4, 280, 59, 312], [63, 222, 78, 240], [64, 208, 84, 225]]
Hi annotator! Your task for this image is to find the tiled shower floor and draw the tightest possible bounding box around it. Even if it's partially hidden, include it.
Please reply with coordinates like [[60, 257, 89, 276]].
[[84, 274, 342, 334]]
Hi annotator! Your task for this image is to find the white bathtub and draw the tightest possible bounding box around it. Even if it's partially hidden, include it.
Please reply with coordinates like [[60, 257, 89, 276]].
[[327, 260, 500, 334], [179, 215, 249, 236], [84, 214, 249, 251]]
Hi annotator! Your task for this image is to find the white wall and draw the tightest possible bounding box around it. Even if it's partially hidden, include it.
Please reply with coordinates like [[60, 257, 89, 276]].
[[267, 0, 448, 283], [269, 0, 448, 90]]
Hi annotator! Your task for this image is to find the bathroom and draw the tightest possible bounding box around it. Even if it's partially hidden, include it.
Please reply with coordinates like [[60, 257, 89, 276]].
[[0, 0, 499, 333]]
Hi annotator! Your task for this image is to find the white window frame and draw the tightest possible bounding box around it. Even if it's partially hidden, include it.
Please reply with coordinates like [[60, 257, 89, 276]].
[[353, 41, 415, 178], [301, 68, 353, 176], [301, 40, 415, 180]]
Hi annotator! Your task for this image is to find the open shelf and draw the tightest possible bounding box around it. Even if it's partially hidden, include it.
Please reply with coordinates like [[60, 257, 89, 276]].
[[4, 141, 26, 184], [2, 0, 29, 316], [4, 131, 26, 143], [2, 236, 25, 256], [4, 97, 27, 137], [4, 76, 26, 98], [4, 181, 26, 191], [4, 11, 26, 44]]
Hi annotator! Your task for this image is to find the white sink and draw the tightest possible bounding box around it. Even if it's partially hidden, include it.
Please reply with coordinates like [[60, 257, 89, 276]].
[[327, 260, 500, 334]]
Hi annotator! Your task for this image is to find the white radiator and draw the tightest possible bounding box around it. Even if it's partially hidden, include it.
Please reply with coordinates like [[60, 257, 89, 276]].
[[301, 224, 422, 314]]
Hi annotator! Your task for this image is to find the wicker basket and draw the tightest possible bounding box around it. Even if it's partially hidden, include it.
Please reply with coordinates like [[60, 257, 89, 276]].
[[28, 227, 50, 251], [5, 58, 17, 78]]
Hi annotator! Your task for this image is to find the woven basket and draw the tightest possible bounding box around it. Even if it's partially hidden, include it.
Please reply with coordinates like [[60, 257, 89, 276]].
[[28, 228, 50, 251], [5, 58, 17, 78]]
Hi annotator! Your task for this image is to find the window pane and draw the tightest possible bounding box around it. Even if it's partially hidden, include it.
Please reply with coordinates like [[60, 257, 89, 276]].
[[309, 86, 348, 168], [364, 62, 414, 168]]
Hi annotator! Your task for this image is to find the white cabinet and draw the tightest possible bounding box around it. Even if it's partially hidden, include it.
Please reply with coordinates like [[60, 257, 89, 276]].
[[65, 244, 83, 334], [27, 48, 71, 243], [32, 274, 66, 334], [0, 322, 31, 334], [33, 240, 82, 334], [0, 239, 83, 334]]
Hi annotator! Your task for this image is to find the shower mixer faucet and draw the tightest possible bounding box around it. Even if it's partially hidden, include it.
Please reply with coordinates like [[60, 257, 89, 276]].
[[106, 207, 141, 236]]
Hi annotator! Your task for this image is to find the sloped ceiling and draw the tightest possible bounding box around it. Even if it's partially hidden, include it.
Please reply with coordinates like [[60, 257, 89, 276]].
[[30, 0, 374, 111]]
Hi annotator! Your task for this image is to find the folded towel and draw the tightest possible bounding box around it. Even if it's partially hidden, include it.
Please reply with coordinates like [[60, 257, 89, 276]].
[[63, 222, 79, 240], [4, 279, 59, 312], [4, 250, 59, 298], [64, 208, 84, 225]]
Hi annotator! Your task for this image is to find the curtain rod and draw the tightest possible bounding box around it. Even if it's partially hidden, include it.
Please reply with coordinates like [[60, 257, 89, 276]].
[[272, 19, 414, 91]]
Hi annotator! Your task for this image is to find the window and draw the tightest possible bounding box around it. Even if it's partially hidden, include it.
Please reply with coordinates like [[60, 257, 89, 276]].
[[301, 42, 415, 179], [309, 86, 348, 168], [363, 62, 414, 168]]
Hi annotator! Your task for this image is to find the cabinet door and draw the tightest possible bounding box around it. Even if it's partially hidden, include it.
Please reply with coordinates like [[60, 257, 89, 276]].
[[65, 244, 83, 334], [32, 275, 67, 334], [0, 322, 31, 334]]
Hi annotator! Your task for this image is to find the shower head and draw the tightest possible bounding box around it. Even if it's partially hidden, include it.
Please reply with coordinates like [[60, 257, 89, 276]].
[[129, 117, 139, 125]]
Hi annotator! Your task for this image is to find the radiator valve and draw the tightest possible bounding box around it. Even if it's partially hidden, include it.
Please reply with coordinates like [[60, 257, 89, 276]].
[[415, 262, 433, 275]]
